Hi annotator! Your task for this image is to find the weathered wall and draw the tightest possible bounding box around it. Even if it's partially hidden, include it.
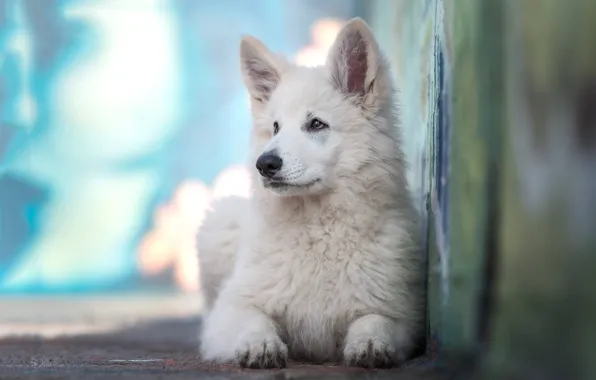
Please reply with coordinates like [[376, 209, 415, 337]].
[[369, 0, 455, 352], [371, 1, 596, 378]]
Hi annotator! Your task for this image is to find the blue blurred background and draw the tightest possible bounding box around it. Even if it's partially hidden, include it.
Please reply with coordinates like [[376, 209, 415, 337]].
[[0, 0, 366, 294]]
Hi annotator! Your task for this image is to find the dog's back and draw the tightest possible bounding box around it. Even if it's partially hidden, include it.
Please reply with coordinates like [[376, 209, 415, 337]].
[[197, 195, 247, 309]]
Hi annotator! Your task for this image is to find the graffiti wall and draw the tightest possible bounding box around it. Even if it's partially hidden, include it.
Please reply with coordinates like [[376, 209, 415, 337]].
[[0, 0, 361, 293]]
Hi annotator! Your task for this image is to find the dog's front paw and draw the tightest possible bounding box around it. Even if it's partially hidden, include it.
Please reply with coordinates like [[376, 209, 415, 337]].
[[343, 336, 402, 368], [235, 334, 288, 369], [343, 314, 410, 368], [200, 299, 288, 368]]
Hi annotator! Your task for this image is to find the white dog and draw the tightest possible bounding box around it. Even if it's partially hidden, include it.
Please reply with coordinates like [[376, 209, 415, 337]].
[[197, 18, 425, 369]]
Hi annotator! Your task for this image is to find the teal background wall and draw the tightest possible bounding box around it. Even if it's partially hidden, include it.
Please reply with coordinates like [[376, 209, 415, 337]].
[[0, 0, 362, 293]]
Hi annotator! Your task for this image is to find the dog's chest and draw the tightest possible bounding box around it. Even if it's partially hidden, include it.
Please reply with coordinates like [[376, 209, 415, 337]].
[[257, 223, 368, 305], [241, 201, 408, 359], [264, 249, 361, 360], [247, 222, 389, 359]]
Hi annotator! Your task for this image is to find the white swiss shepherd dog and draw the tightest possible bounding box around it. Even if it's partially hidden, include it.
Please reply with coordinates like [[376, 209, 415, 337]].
[[197, 18, 425, 369]]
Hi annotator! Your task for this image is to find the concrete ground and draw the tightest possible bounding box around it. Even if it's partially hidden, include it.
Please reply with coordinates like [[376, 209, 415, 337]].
[[0, 295, 446, 379]]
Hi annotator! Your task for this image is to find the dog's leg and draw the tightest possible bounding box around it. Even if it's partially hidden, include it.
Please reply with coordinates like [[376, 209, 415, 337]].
[[342, 314, 409, 368], [200, 299, 288, 369]]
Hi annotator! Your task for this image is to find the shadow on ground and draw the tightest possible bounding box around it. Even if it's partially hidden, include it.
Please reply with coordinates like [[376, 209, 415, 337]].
[[0, 317, 446, 379]]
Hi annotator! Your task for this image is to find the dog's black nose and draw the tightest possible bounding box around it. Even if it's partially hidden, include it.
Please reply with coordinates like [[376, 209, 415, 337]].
[[256, 152, 283, 178]]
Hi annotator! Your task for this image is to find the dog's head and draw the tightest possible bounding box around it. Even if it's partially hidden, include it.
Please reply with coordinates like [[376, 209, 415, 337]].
[[241, 18, 394, 197]]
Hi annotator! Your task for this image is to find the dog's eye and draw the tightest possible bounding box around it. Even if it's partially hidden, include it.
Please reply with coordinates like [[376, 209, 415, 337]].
[[273, 121, 280, 135], [308, 118, 328, 132]]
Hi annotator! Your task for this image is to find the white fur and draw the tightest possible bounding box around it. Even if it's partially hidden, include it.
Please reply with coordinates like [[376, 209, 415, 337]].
[[197, 18, 425, 369]]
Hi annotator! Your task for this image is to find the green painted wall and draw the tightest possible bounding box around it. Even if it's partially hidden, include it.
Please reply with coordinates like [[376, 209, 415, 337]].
[[370, 1, 596, 378], [486, 1, 596, 379]]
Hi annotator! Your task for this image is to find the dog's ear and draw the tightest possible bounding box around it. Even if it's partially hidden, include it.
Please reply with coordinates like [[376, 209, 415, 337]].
[[326, 18, 386, 100], [240, 36, 284, 103]]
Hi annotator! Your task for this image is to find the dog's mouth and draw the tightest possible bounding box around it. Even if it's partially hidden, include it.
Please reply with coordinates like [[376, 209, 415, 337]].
[[264, 178, 321, 190]]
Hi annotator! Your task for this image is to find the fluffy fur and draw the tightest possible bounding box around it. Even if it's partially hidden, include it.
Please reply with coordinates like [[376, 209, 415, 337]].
[[197, 18, 425, 369]]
